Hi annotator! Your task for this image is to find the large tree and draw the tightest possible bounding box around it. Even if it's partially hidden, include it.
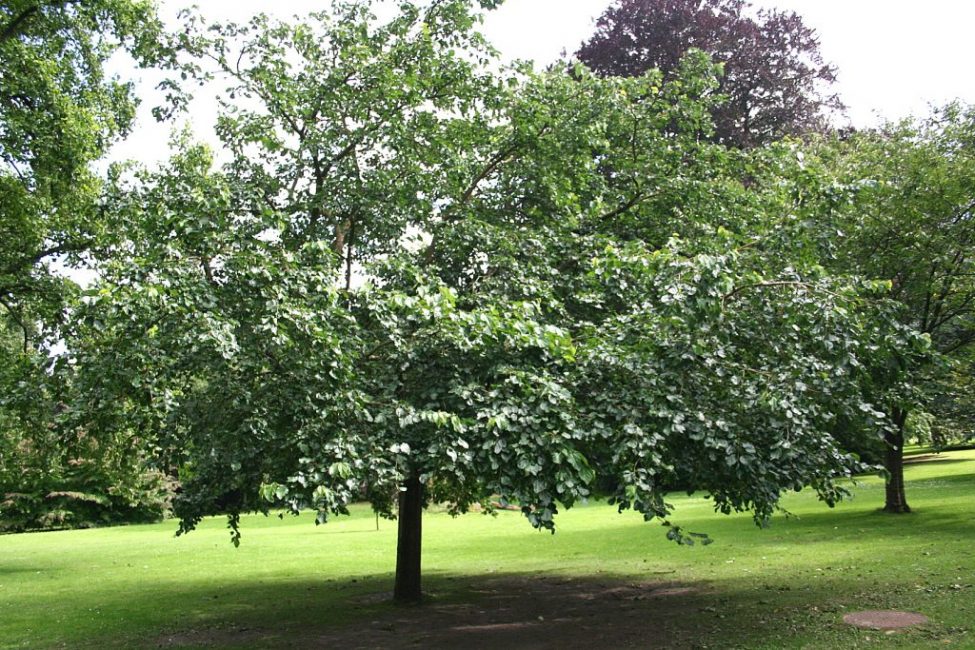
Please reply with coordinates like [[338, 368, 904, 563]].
[[576, 0, 841, 148], [69, 0, 892, 603]]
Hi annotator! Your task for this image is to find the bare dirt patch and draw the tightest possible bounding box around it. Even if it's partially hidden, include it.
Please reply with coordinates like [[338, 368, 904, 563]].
[[154, 575, 710, 649], [842, 610, 929, 630], [155, 626, 273, 647]]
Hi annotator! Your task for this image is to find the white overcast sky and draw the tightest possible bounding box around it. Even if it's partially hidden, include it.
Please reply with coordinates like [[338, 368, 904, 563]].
[[109, 0, 975, 164]]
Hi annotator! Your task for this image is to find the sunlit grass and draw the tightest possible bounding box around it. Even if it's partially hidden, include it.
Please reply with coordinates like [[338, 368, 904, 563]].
[[2, 449, 973, 648]]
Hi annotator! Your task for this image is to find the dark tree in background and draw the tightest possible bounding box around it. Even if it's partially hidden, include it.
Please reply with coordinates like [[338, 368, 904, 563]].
[[576, 0, 842, 148]]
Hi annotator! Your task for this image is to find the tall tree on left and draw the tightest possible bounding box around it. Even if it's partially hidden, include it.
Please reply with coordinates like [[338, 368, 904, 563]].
[[0, 1, 175, 530], [1, 0, 168, 332]]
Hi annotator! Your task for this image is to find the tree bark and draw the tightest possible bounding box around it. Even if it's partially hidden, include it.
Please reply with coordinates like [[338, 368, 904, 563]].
[[883, 408, 911, 513], [393, 474, 423, 604]]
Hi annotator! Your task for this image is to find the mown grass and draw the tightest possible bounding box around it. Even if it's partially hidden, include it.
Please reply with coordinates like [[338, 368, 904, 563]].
[[1, 449, 974, 649]]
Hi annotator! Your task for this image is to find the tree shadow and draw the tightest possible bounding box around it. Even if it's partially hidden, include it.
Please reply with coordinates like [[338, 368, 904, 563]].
[[2, 533, 956, 649], [105, 567, 949, 650], [135, 572, 762, 649], [902, 473, 975, 489], [722, 502, 975, 547], [0, 565, 46, 576]]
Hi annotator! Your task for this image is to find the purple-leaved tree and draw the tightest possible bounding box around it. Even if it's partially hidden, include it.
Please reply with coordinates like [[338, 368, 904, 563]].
[[577, 0, 841, 148]]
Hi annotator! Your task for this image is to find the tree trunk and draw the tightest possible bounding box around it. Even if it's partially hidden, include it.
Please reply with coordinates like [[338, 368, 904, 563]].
[[883, 408, 911, 513], [393, 474, 423, 604]]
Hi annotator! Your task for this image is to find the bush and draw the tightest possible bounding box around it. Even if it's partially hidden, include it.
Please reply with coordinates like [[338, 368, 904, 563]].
[[0, 427, 175, 532]]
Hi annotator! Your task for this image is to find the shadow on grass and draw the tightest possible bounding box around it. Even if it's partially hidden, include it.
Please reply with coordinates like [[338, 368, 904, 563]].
[[760, 505, 975, 539], [112, 572, 797, 650], [903, 454, 971, 466], [5, 530, 961, 650], [903, 474, 975, 490], [732, 500, 974, 542], [85, 568, 954, 650], [0, 565, 47, 576], [0, 570, 714, 649]]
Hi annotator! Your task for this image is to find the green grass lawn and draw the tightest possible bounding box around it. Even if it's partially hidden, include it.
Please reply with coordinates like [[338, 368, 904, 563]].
[[2, 449, 974, 649]]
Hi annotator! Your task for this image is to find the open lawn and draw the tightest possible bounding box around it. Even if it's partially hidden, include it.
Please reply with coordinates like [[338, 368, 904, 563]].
[[1, 449, 974, 649]]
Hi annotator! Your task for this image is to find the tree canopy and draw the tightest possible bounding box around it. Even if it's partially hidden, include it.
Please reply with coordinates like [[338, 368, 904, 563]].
[[0, 0, 167, 339], [576, 0, 841, 148]]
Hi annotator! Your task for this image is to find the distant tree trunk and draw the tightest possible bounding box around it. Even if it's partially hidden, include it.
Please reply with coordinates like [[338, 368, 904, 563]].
[[883, 408, 911, 513], [393, 474, 423, 604]]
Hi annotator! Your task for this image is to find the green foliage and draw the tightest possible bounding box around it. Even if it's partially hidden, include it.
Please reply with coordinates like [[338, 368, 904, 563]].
[[916, 359, 975, 446], [827, 104, 975, 358], [0, 0, 167, 334], [0, 347, 172, 532], [0, 455, 172, 533], [808, 104, 975, 504], [0, 0, 177, 532], [62, 0, 900, 553]]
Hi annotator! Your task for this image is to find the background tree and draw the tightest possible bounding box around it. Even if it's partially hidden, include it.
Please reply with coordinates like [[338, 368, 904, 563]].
[[816, 103, 975, 513], [575, 0, 841, 148], [69, 0, 892, 604], [0, 0, 176, 530], [0, 0, 168, 336], [921, 356, 975, 447]]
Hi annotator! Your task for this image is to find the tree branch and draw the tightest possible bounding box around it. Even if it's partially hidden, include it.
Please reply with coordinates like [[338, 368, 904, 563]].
[[201, 257, 214, 284], [722, 280, 838, 304], [940, 329, 975, 356], [345, 216, 355, 292], [2, 243, 79, 278], [597, 191, 649, 222], [0, 5, 40, 43], [458, 141, 521, 207], [458, 124, 551, 209], [0, 295, 30, 353]]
